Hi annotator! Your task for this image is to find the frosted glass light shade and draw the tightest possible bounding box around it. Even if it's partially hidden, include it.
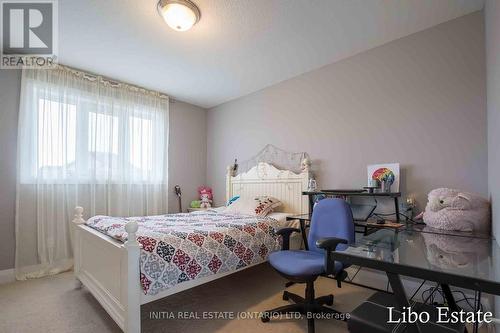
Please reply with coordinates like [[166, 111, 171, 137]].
[[158, 0, 200, 32]]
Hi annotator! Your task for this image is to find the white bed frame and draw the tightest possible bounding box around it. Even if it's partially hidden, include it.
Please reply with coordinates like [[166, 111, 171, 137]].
[[72, 161, 310, 333]]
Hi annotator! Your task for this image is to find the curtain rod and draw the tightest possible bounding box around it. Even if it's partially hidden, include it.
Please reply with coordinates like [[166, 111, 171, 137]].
[[46, 63, 170, 100]]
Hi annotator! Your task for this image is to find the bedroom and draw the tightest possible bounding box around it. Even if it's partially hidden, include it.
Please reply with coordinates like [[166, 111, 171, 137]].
[[0, 0, 499, 333]]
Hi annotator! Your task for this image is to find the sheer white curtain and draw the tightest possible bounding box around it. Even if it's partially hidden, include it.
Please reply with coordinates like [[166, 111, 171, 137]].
[[16, 67, 169, 279]]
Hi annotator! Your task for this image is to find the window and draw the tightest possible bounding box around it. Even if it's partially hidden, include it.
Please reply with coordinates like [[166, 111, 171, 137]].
[[19, 76, 168, 184], [89, 112, 119, 155], [129, 116, 154, 172], [37, 99, 77, 168], [16, 68, 170, 280]]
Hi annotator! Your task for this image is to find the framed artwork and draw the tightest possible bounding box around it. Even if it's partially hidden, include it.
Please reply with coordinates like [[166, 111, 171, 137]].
[[367, 163, 400, 192]]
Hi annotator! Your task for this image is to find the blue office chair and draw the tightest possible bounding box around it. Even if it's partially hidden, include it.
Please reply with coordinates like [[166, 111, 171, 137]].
[[261, 198, 355, 333]]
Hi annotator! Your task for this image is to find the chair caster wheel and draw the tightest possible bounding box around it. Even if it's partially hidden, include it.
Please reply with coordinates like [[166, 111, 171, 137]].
[[326, 295, 334, 306], [283, 291, 289, 301]]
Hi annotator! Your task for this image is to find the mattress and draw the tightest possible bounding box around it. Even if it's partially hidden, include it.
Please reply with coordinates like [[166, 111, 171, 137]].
[[85, 211, 282, 295]]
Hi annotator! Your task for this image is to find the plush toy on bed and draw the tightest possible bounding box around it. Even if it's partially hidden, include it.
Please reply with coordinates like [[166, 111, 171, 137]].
[[419, 188, 490, 233], [190, 200, 201, 208], [198, 186, 213, 209]]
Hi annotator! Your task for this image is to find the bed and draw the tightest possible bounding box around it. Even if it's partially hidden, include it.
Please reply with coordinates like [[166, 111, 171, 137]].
[[72, 161, 310, 333]]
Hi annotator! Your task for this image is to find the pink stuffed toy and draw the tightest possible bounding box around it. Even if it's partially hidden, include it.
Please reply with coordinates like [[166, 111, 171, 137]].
[[420, 188, 490, 233], [198, 186, 213, 208]]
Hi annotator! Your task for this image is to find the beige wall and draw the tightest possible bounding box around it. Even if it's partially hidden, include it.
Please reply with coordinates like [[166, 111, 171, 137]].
[[0, 71, 207, 270], [0, 70, 21, 271], [486, 0, 500, 241], [168, 101, 207, 213], [207, 12, 487, 212]]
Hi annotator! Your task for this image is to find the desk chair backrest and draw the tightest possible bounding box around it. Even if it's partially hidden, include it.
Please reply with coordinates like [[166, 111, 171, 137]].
[[308, 198, 355, 253]]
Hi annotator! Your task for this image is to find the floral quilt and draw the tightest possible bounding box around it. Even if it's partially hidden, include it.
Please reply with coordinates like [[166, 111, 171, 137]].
[[85, 211, 282, 295]]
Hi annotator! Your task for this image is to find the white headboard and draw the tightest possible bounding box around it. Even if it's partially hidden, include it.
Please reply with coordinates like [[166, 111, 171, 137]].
[[226, 162, 310, 215]]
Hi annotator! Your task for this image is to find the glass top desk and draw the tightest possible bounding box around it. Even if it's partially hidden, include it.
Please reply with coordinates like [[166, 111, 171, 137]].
[[406, 223, 492, 239], [303, 190, 402, 221], [332, 228, 500, 328], [286, 213, 404, 250]]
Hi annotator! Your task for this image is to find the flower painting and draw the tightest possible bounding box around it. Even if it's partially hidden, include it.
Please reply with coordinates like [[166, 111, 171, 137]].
[[367, 163, 400, 192]]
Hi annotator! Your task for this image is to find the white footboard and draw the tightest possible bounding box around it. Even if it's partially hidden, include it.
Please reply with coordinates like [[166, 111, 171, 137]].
[[72, 207, 141, 333], [71, 204, 294, 333]]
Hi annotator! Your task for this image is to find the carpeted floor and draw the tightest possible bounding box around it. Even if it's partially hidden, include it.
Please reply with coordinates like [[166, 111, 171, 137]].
[[0, 264, 374, 333]]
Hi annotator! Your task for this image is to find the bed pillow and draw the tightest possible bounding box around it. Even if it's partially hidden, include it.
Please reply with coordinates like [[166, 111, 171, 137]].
[[224, 195, 282, 216]]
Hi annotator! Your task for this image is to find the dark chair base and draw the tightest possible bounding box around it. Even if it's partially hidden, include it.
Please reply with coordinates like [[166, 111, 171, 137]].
[[261, 281, 345, 333]]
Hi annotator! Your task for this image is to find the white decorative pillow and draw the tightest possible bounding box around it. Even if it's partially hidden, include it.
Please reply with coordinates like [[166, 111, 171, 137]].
[[223, 196, 282, 216]]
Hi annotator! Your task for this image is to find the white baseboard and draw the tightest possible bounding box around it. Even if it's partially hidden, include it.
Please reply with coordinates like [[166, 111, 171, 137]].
[[0, 269, 15, 284]]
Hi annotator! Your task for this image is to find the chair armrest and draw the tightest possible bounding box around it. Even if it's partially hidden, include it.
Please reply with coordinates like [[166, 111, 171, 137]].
[[316, 237, 348, 276], [276, 228, 301, 250], [315, 237, 348, 251], [276, 228, 301, 236]]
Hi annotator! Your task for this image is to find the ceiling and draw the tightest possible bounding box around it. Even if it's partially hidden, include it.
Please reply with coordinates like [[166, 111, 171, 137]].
[[59, 0, 484, 108]]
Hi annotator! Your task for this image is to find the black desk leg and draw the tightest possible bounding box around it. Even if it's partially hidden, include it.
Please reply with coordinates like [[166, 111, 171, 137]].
[[387, 272, 422, 333], [473, 290, 481, 333], [300, 220, 309, 251], [394, 197, 400, 222], [442, 284, 481, 333], [440, 284, 459, 311], [308, 195, 314, 214]]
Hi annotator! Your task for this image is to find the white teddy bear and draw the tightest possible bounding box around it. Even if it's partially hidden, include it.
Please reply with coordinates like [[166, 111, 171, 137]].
[[199, 193, 212, 209], [422, 188, 490, 233]]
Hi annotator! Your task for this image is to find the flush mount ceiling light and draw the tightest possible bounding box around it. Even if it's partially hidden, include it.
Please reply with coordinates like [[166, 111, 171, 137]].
[[157, 0, 201, 32]]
